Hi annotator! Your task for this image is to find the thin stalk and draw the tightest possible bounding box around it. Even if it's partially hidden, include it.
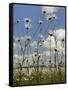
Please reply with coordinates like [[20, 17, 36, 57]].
[[35, 41, 41, 83], [32, 24, 42, 39], [49, 36, 52, 69], [29, 44, 36, 72], [61, 40, 64, 66]]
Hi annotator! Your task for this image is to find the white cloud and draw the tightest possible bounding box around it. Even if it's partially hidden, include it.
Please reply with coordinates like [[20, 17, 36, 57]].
[[53, 29, 65, 41], [43, 35, 55, 49], [43, 29, 65, 52], [30, 29, 65, 53]]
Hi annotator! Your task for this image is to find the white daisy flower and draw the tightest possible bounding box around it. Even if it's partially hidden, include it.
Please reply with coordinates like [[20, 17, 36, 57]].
[[46, 14, 57, 21], [25, 35, 32, 41], [38, 20, 43, 25], [42, 6, 58, 14], [24, 18, 32, 30]]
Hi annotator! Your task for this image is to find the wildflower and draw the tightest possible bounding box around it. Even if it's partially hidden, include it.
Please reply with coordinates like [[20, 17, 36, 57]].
[[38, 20, 43, 25], [48, 30, 53, 36], [41, 7, 46, 15], [21, 47, 23, 51], [62, 38, 64, 42], [24, 18, 32, 30], [48, 32, 53, 36], [41, 6, 58, 22], [18, 39, 20, 42], [46, 14, 57, 21], [39, 40, 44, 47], [39, 43, 42, 47], [16, 20, 19, 23], [15, 37, 20, 43], [25, 35, 32, 41], [35, 53, 37, 56], [42, 6, 58, 14], [54, 48, 57, 52], [43, 10, 46, 14]]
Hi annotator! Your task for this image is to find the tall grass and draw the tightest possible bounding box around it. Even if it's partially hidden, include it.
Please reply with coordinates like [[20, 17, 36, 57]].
[[13, 66, 65, 86]]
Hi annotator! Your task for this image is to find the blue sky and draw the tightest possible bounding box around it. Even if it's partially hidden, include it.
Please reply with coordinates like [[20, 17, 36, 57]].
[[13, 4, 65, 66], [13, 4, 65, 40]]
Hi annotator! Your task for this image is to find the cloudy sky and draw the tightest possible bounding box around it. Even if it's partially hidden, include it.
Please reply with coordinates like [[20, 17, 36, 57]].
[[13, 4, 66, 67]]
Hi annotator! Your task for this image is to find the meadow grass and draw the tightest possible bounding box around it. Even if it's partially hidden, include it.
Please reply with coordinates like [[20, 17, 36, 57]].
[[13, 66, 65, 86]]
